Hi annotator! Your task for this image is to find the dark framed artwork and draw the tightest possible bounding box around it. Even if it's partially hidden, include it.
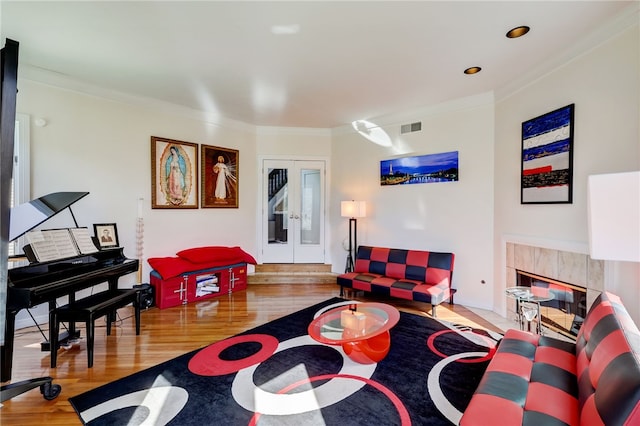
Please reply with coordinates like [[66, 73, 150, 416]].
[[151, 136, 198, 209], [93, 223, 119, 249], [380, 151, 458, 186], [201, 144, 239, 208], [521, 104, 575, 204]]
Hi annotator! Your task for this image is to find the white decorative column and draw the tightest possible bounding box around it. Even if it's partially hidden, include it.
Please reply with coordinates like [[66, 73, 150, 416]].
[[136, 197, 144, 283]]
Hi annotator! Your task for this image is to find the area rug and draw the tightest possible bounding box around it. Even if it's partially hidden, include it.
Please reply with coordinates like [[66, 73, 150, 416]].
[[69, 298, 501, 425]]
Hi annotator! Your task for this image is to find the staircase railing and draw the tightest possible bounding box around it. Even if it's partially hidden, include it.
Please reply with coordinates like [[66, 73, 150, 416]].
[[268, 169, 288, 200]]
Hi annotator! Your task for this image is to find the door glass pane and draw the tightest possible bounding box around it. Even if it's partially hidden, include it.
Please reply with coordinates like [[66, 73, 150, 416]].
[[299, 168, 320, 245], [268, 168, 288, 244]]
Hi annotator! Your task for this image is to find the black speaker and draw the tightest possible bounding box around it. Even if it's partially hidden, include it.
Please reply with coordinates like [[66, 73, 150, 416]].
[[134, 283, 155, 309]]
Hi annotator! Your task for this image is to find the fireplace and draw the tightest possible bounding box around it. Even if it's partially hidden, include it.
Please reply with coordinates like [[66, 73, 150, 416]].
[[516, 270, 587, 339], [505, 241, 604, 340]]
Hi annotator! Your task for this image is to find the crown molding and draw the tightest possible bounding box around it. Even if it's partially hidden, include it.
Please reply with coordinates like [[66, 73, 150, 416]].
[[496, 2, 639, 103], [256, 126, 332, 137], [19, 64, 256, 133], [331, 91, 495, 136]]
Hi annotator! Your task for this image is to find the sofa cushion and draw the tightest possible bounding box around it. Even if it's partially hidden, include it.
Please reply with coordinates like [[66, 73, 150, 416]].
[[354, 246, 454, 283], [338, 272, 453, 306], [461, 328, 579, 426], [147, 257, 195, 280], [148, 252, 254, 280], [176, 246, 257, 265], [574, 292, 640, 425]]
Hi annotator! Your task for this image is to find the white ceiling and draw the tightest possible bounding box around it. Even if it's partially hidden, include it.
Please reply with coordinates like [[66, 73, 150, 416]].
[[2, 1, 637, 129]]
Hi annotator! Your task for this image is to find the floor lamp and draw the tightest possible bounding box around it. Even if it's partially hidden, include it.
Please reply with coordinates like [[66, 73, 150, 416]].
[[341, 200, 366, 272]]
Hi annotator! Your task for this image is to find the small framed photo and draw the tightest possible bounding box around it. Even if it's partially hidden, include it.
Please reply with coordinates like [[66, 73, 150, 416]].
[[93, 223, 119, 249], [201, 144, 239, 208], [151, 136, 199, 209]]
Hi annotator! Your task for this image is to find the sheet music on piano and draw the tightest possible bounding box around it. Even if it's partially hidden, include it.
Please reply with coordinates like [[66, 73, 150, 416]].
[[69, 227, 100, 255], [25, 227, 99, 262]]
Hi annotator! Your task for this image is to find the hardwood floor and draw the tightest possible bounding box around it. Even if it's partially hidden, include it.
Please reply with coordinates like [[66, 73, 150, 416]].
[[0, 283, 500, 425]]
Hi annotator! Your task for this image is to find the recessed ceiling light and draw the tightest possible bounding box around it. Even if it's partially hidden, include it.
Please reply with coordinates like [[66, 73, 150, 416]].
[[464, 66, 482, 75], [506, 26, 530, 39], [271, 24, 300, 35]]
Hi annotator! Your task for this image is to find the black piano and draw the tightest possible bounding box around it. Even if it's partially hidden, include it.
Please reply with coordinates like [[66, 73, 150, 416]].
[[1, 192, 139, 384]]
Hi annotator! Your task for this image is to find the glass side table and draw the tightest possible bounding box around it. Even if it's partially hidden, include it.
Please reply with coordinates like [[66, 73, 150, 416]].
[[505, 286, 555, 334]]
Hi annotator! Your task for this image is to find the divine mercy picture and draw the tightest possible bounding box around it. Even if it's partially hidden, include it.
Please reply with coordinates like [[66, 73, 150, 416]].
[[151, 136, 199, 209], [201, 144, 239, 208]]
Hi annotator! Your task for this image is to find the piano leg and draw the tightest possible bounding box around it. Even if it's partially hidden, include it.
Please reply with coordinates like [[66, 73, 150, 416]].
[[1, 310, 61, 401], [1, 309, 16, 382], [41, 299, 80, 352], [0, 377, 61, 402]]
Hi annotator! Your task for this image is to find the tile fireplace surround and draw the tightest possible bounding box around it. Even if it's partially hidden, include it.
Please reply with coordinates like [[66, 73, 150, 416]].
[[505, 242, 604, 325]]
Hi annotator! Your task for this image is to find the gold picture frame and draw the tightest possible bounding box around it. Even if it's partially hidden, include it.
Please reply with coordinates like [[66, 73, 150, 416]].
[[200, 144, 239, 208], [151, 136, 199, 209]]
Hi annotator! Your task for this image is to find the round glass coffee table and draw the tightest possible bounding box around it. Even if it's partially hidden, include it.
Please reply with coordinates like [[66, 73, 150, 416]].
[[308, 302, 400, 364], [505, 286, 554, 334]]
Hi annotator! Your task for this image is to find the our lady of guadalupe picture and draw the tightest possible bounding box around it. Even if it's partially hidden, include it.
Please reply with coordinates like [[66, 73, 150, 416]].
[[151, 136, 199, 209]]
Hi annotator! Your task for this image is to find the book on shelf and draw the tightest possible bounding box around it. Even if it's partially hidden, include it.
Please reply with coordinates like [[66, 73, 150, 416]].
[[24, 227, 99, 263], [196, 274, 220, 296]]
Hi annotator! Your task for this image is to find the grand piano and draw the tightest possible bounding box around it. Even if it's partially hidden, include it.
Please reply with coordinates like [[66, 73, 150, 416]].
[[1, 192, 139, 395]]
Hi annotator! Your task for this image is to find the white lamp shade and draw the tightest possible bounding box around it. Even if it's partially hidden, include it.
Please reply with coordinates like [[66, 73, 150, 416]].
[[341, 200, 367, 218], [588, 171, 640, 262]]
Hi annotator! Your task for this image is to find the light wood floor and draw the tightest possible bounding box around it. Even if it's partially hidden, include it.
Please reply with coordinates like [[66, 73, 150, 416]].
[[0, 283, 500, 425]]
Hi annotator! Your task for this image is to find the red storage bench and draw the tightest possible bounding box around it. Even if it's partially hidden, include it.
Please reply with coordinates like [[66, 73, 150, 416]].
[[150, 263, 247, 309], [147, 246, 256, 309]]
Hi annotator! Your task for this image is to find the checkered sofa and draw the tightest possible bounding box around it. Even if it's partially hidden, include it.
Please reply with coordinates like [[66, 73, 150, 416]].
[[460, 291, 640, 426], [336, 245, 455, 316]]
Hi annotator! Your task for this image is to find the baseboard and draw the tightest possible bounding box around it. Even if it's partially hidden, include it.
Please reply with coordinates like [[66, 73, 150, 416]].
[[16, 313, 48, 330]]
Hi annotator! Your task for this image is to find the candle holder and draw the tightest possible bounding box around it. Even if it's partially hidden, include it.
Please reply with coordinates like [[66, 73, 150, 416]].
[[341, 309, 366, 332]]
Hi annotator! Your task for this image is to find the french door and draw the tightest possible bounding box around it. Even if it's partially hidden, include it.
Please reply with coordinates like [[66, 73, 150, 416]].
[[262, 159, 326, 263]]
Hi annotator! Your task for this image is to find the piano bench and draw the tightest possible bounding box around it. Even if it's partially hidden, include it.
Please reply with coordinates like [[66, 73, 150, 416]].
[[50, 288, 141, 368]]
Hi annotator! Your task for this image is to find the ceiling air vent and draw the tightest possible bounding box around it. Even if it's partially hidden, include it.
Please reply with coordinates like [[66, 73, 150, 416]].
[[401, 121, 422, 134]]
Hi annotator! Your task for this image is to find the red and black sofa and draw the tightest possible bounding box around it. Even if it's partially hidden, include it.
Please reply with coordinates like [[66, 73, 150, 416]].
[[336, 245, 455, 316], [460, 291, 640, 426]]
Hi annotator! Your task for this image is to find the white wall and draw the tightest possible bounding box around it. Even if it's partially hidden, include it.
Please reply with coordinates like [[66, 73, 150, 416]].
[[493, 23, 640, 321], [330, 95, 496, 309], [18, 79, 259, 264], [327, 14, 639, 320], [14, 80, 259, 327], [255, 127, 332, 157], [13, 80, 335, 327]]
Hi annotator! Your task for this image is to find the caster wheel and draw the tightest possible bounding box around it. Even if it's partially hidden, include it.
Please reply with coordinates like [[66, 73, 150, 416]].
[[40, 382, 62, 400]]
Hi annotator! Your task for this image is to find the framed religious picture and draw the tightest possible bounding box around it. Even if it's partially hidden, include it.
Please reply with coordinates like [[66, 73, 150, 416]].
[[93, 223, 119, 249], [151, 136, 199, 209], [521, 104, 575, 204], [200, 144, 239, 208]]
